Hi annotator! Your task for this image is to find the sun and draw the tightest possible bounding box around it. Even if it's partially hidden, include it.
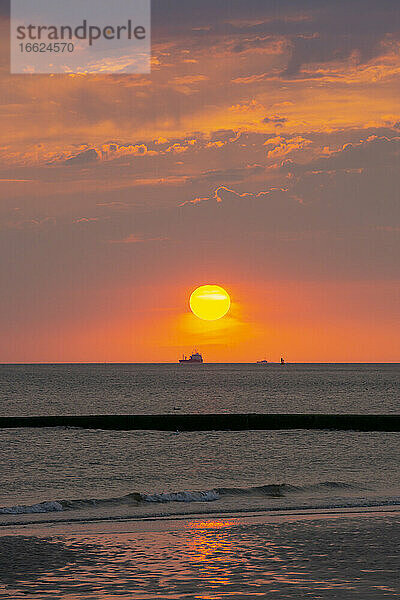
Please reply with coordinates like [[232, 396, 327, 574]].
[[189, 285, 231, 321]]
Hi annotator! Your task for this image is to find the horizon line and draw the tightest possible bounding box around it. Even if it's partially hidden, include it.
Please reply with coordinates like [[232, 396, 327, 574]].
[[0, 361, 399, 366]]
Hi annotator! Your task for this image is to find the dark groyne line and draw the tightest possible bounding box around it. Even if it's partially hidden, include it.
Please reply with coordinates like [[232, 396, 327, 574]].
[[0, 414, 399, 431]]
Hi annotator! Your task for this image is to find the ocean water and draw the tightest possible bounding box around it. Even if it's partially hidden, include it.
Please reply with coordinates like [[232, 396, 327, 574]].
[[0, 364, 399, 599], [0, 363, 399, 525], [0, 363, 399, 416]]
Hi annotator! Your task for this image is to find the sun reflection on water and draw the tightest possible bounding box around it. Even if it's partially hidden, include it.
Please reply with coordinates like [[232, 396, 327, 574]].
[[1, 516, 399, 599]]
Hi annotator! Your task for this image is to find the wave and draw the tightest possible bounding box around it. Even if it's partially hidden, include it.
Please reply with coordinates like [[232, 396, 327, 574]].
[[0, 501, 64, 515], [216, 481, 357, 498], [139, 490, 219, 503], [0, 481, 371, 516], [0, 492, 218, 515]]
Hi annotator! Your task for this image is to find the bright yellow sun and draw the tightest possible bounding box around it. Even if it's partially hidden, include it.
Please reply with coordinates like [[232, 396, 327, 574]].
[[189, 285, 231, 321]]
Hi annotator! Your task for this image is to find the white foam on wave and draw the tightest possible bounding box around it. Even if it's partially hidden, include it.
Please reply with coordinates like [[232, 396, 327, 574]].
[[142, 490, 220, 503], [0, 501, 64, 515]]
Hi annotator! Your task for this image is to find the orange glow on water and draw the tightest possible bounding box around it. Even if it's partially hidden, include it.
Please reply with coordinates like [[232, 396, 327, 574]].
[[188, 520, 235, 529]]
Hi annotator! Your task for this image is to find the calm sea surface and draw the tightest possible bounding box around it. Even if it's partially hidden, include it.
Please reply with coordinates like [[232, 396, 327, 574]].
[[1, 363, 399, 416]]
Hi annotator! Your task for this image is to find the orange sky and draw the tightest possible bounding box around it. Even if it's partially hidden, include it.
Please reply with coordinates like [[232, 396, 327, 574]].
[[0, 1, 399, 362]]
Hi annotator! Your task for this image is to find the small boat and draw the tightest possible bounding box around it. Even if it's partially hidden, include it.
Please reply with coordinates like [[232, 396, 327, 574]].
[[256, 357, 286, 365], [179, 351, 204, 364]]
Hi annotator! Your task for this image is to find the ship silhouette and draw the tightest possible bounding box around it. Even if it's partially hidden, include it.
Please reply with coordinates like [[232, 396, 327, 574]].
[[179, 351, 204, 364], [256, 357, 285, 365]]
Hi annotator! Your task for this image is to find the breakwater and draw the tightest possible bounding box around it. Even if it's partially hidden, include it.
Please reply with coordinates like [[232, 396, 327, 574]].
[[0, 414, 399, 431]]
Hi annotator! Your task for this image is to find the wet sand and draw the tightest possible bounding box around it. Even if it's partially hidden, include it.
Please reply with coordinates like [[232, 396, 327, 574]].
[[0, 508, 399, 599]]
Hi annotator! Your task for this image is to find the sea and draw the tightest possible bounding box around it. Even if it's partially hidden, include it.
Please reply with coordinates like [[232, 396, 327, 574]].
[[0, 363, 399, 599]]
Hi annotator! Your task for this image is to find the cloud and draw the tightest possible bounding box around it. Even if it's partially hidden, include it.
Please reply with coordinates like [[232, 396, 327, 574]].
[[298, 135, 400, 172], [264, 136, 313, 158], [72, 217, 102, 224], [183, 184, 289, 206], [152, 1, 400, 78], [101, 143, 149, 158], [262, 115, 288, 125], [188, 164, 265, 184], [171, 74, 209, 94], [0, 178, 34, 182], [63, 148, 99, 166], [110, 234, 169, 244], [6, 216, 56, 230], [376, 225, 400, 232]]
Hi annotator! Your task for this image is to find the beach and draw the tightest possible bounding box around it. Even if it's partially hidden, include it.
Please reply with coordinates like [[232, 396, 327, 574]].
[[1, 508, 399, 599]]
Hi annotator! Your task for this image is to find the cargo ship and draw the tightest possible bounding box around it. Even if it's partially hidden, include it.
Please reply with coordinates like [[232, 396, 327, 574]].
[[179, 351, 204, 364]]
